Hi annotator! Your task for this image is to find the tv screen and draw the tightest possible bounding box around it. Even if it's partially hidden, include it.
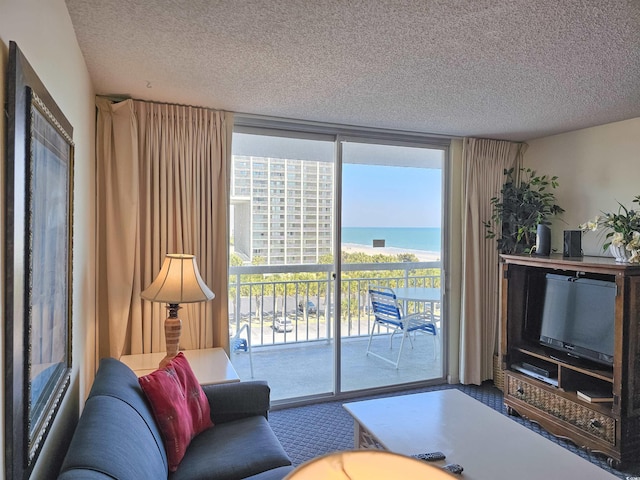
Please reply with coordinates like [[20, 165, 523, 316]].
[[539, 274, 615, 366]]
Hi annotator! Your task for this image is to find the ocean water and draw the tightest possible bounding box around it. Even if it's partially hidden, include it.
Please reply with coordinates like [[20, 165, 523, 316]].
[[342, 227, 441, 253]]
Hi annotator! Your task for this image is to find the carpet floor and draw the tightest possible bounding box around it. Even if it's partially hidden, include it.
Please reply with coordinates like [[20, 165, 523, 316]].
[[268, 382, 639, 479]]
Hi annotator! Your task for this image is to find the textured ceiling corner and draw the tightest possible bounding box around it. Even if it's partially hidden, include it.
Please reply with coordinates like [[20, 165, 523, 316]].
[[65, 0, 640, 141]]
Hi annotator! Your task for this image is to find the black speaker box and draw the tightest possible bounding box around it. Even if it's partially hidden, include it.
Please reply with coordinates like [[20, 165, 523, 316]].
[[534, 224, 551, 256], [563, 230, 583, 257]]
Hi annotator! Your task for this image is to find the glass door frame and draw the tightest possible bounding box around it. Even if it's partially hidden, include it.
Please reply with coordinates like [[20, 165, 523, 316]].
[[233, 114, 451, 403], [333, 134, 450, 396]]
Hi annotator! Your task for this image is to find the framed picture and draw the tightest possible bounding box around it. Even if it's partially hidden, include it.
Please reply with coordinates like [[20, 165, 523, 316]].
[[5, 41, 74, 479]]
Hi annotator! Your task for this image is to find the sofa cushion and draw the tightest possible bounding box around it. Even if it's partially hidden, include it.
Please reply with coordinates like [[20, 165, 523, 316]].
[[85, 356, 169, 469], [59, 395, 168, 480], [170, 416, 292, 480], [57, 471, 113, 480], [244, 465, 296, 480], [139, 353, 213, 472]]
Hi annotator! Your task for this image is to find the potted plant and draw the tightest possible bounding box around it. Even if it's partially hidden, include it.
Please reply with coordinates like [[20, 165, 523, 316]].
[[579, 195, 640, 263], [484, 167, 564, 254], [486, 167, 564, 390]]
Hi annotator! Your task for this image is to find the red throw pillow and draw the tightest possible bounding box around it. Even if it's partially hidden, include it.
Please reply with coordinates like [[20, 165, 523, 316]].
[[138, 352, 213, 471]]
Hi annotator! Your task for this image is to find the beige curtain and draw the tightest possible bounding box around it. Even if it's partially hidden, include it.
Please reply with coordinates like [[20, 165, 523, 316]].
[[460, 137, 526, 385], [96, 98, 232, 360]]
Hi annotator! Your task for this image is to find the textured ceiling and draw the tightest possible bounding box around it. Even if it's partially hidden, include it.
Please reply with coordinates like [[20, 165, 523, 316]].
[[65, 0, 640, 141]]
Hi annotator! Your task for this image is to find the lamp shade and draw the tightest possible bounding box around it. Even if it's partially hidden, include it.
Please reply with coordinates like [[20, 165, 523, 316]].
[[284, 451, 455, 479], [141, 254, 214, 304]]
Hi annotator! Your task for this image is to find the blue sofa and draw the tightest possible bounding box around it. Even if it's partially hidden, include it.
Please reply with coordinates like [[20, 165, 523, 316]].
[[58, 358, 294, 479]]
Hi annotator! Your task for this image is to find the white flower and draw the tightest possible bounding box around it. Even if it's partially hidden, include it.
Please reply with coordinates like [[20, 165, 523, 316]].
[[581, 196, 640, 257], [627, 231, 640, 249], [579, 217, 600, 232], [611, 232, 625, 247]]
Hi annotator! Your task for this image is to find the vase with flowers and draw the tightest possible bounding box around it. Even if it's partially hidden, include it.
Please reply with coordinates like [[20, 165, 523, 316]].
[[579, 195, 640, 263]]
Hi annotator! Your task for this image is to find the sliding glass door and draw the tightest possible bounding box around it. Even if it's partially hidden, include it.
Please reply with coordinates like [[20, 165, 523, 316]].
[[338, 140, 445, 392], [228, 125, 448, 403], [228, 130, 336, 401]]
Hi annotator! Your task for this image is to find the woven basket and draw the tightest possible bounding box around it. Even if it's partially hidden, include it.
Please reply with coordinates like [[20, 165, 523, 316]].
[[506, 375, 615, 444]]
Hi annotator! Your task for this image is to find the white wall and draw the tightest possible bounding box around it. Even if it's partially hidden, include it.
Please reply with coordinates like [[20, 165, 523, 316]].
[[0, 0, 96, 477], [525, 118, 640, 257]]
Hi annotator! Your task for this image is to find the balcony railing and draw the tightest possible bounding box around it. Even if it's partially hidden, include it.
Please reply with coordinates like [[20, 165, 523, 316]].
[[228, 261, 442, 348]]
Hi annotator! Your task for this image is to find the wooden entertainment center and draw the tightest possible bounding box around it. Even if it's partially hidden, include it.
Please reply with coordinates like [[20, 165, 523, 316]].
[[499, 254, 640, 469]]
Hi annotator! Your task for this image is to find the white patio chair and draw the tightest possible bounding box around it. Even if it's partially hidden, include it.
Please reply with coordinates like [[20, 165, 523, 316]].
[[366, 286, 437, 369]]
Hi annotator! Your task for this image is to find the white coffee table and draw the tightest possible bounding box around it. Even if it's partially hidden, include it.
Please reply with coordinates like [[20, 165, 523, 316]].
[[343, 389, 618, 480]]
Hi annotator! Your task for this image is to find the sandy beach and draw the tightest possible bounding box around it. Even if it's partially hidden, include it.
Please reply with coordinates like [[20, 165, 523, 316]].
[[341, 243, 440, 262]]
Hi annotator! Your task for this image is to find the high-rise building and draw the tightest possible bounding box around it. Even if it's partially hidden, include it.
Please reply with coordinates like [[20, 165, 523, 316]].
[[231, 155, 334, 265]]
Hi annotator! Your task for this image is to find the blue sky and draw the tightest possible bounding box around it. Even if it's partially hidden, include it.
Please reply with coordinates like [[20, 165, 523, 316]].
[[233, 132, 444, 228], [342, 164, 442, 228]]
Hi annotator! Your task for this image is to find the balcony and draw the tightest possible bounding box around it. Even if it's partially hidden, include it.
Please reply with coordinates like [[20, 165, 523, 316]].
[[228, 261, 444, 403]]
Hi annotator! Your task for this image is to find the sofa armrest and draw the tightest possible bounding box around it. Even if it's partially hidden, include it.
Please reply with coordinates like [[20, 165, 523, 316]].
[[202, 380, 271, 424]]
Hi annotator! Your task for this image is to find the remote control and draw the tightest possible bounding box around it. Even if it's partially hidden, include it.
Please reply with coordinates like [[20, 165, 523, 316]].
[[442, 463, 464, 475], [411, 451, 446, 462]]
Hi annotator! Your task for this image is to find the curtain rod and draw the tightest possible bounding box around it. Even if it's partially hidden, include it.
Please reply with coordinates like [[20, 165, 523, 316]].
[[96, 94, 228, 113], [97, 96, 521, 144]]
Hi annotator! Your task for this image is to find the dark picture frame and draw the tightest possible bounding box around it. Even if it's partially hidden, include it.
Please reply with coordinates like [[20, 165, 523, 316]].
[[5, 41, 74, 479]]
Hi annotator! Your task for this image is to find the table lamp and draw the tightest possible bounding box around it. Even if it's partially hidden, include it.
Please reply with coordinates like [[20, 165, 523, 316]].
[[284, 450, 456, 479], [141, 253, 214, 368]]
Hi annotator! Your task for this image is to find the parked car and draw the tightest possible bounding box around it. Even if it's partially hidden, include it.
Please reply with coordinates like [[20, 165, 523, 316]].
[[297, 300, 317, 315], [322, 303, 335, 317], [272, 316, 294, 332]]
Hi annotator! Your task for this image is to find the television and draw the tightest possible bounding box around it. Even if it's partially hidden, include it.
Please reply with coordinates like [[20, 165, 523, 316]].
[[539, 274, 615, 366]]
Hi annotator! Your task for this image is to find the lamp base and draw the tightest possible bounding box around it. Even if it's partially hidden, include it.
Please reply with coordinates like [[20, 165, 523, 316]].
[[160, 304, 182, 368], [159, 354, 176, 369]]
